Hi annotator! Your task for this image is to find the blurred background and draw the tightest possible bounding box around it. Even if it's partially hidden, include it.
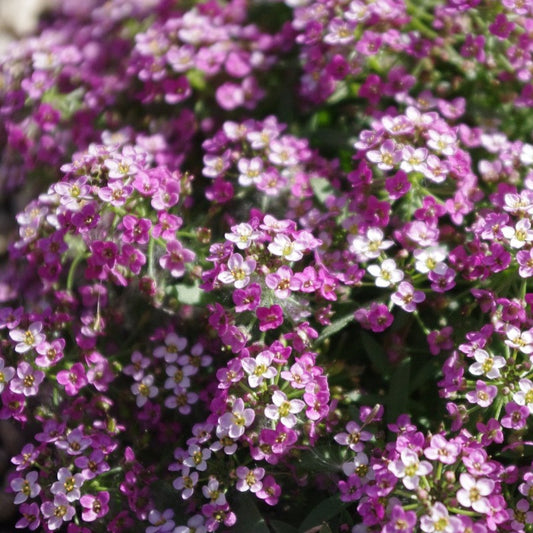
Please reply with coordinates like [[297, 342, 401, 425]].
[[0, 0, 53, 53]]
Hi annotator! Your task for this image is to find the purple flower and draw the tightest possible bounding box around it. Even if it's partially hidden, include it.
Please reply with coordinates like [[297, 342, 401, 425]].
[[57, 363, 88, 396]]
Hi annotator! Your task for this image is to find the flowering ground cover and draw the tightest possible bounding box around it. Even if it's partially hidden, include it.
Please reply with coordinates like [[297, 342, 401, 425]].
[[1, 0, 533, 531]]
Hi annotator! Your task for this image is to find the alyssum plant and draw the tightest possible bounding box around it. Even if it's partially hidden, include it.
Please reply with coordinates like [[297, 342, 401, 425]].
[[1, 0, 533, 531]]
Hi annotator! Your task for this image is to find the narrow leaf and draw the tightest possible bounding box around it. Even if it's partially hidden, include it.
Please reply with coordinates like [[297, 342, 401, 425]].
[[298, 496, 345, 533]]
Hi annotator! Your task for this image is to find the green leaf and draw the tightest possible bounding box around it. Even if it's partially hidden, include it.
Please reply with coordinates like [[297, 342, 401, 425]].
[[174, 282, 203, 305], [298, 496, 346, 533], [409, 359, 438, 393], [360, 331, 389, 375], [187, 69, 207, 91], [232, 493, 270, 533], [319, 313, 354, 340], [385, 357, 411, 425], [270, 520, 299, 533], [310, 177, 335, 205]]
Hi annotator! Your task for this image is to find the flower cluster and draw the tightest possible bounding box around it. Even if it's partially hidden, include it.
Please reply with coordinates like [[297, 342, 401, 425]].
[[1, 0, 533, 531]]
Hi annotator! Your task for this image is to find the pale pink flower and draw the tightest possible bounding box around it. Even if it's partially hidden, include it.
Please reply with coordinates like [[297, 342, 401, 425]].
[[420, 501, 462, 532], [9, 322, 45, 353], [388, 448, 432, 490], [217, 398, 255, 439], [241, 350, 277, 388], [217, 253, 256, 289], [235, 466, 265, 493]]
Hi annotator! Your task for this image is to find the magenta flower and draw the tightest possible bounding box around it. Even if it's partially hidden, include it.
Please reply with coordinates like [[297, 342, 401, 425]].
[[367, 303, 393, 333], [15, 502, 41, 531], [501, 401, 529, 430], [256, 304, 284, 331], [256, 476, 281, 506], [232, 283, 261, 312], [121, 215, 152, 244], [383, 505, 417, 533], [202, 503, 236, 530], [56, 363, 88, 396]]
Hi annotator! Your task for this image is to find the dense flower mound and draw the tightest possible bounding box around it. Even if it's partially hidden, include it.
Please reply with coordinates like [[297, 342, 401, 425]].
[[1, 0, 533, 531]]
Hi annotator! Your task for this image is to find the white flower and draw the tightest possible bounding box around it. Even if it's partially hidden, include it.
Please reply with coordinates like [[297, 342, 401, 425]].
[[505, 325, 533, 354], [237, 158, 264, 186], [183, 445, 211, 472], [367, 258, 404, 288], [349, 227, 393, 260], [268, 234, 305, 262], [264, 390, 305, 428], [224, 223, 261, 250], [0, 358, 15, 393], [131, 374, 158, 407], [11, 471, 41, 504], [501, 219, 533, 249], [468, 349, 506, 379], [513, 378, 533, 413], [50, 467, 84, 502], [173, 467, 199, 500], [413, 246, 447, 274], [426, 129, 457, 156], [420, 501, 462, 532], [456, 473, 494, 514]]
